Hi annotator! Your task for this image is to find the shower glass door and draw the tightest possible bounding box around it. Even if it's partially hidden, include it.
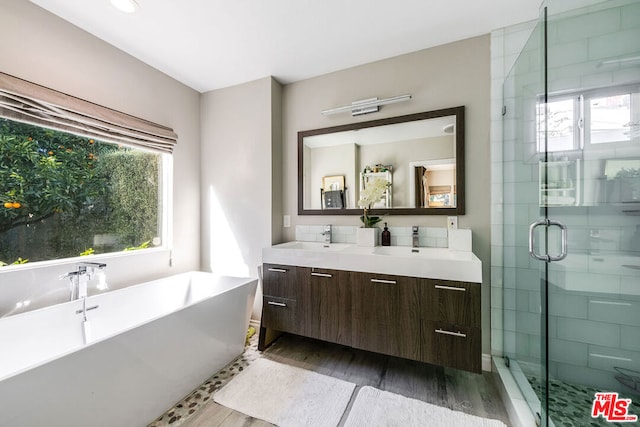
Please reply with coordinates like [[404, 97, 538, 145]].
[[505, 1, 640, 426]]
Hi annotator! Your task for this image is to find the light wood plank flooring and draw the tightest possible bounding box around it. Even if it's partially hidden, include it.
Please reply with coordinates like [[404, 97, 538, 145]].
[[179, 333, 511, 427]]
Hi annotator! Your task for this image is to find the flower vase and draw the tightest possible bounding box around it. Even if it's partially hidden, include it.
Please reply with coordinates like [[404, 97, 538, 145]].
[[356, 227, 380, 247]]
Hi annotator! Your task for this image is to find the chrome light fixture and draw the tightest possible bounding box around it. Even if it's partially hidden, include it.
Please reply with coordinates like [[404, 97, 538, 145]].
[[110, 0, 139, 13], [321, 94, 412, 116]]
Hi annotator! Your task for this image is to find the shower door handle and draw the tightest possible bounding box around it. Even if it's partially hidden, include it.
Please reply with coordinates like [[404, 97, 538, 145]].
[[529, 219, 568, 262]]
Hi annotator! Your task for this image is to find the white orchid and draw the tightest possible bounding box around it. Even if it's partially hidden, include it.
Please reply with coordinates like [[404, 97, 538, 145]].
[[358, 178, 390, 227]]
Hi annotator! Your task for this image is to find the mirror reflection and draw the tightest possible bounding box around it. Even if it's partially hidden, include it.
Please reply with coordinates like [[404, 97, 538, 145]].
[[298, 107, 465, 215]]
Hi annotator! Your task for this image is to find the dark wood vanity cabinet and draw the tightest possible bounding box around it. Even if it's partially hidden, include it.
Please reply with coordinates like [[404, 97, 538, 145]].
[[259, 263, 481, 373]]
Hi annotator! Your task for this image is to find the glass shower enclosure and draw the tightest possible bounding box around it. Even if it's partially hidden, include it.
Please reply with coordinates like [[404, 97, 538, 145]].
[[502, 0, 640, 426]]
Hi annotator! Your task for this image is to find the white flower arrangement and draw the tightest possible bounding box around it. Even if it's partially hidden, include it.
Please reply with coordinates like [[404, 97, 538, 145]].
[[357, 178, 390, 227]]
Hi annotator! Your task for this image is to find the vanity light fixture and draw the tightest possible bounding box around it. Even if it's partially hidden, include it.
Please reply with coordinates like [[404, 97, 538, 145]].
[[321, 94, 412, 116], [110, 0, 139, 13]]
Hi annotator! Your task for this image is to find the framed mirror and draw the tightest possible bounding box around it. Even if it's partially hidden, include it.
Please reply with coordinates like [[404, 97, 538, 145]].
[[298, 106, 465, 215]]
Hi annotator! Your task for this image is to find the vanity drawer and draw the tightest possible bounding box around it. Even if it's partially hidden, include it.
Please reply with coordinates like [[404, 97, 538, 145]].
[[421, 321, 481, 373], [421, 279, 480, 327], [261, 296, 297, 333], [262, 263, 299, 299]]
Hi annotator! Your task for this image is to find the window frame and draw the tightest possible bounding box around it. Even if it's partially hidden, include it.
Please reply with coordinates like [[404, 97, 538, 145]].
[[538, 83, 639, 156]]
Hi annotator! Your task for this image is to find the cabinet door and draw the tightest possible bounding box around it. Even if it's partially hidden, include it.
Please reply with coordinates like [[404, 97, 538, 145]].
[[299, 267, 351, 346], [421, 279, 480, 327], [351, 272, 420, 360]]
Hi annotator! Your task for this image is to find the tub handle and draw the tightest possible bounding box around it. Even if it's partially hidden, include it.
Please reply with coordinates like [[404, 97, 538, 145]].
[[268, 268, 288, 273], [76, 304, 99, 315], [434, 284, 466, 292], [435, 328, 466, 338], [267, 301, 287, 307]]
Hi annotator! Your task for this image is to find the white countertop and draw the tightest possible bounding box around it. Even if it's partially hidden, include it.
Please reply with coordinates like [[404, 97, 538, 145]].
[[262, 241, 482, 283]]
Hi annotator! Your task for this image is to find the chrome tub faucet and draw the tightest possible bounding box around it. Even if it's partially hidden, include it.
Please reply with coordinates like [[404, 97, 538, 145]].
[[60, 262, 107, 301]]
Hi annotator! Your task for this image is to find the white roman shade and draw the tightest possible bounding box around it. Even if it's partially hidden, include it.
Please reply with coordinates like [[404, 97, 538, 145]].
[[0, 72, 178, 154]]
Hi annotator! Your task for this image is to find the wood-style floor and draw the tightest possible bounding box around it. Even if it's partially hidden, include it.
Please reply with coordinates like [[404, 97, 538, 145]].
[[181, 333, 511, 427]]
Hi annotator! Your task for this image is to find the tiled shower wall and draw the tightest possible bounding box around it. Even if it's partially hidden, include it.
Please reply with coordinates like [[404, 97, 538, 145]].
[[491, 0, 640, 393]]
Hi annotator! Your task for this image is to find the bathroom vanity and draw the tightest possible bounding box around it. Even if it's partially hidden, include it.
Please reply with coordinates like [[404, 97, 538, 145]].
[[259, 242, 482, 373]]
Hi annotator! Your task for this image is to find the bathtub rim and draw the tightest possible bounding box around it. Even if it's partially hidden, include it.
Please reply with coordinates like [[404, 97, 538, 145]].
[[0, 271, 257, 383]]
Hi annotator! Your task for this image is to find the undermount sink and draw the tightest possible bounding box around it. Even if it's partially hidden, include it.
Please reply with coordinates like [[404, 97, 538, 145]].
[[274, 241, 352, 251], [263, 241, 482, 283]]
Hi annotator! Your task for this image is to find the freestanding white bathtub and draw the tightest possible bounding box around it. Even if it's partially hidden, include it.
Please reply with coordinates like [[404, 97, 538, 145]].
[[0, 271, 257, 427]]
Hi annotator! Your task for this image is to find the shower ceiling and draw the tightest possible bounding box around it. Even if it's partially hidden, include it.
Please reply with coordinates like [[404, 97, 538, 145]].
[[29, 0, 540, 93]]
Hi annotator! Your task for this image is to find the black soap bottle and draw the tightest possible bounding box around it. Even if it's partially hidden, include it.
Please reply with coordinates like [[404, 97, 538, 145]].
[[381, 222, 391, 246]]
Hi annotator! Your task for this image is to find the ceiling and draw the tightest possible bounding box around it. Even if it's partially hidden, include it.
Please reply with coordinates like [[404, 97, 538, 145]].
[[30, 0, 541, 93]]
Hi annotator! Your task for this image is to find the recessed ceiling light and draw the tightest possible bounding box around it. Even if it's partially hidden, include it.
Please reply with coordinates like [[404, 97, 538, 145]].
[[110, 0, 139, 13]]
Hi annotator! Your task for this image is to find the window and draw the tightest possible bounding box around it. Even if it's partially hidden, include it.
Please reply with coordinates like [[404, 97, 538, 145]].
[[0, 118, 165, 266], [537, 84, 640, 153]]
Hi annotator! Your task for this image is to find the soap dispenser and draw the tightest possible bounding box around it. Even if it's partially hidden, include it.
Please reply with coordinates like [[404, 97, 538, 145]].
[[381, 222, 391, 246]]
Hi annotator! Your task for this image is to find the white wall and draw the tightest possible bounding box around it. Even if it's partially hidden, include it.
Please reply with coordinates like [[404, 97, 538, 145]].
[[0, 0, 201, 316], [200, 76, 283, 320], [282, 35, 493, 354]]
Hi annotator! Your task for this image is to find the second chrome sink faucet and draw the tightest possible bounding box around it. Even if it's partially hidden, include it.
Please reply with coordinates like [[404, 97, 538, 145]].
[[321, 225, 332, 244], [412, 226, 419, 248]]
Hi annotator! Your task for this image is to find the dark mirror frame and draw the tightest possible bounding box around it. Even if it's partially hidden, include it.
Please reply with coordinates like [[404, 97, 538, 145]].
[[298, 106, 465, 216]]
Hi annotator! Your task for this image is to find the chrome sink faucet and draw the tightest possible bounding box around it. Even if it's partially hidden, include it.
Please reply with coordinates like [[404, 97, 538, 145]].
[[60, 262, 107, 301], [321, 225, 332, 244], [412, 226, 419, 248]]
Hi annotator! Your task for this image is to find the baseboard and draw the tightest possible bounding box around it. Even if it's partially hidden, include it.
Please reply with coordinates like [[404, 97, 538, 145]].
[[249, 319, 261, 329], [482, 353, 492, 372]]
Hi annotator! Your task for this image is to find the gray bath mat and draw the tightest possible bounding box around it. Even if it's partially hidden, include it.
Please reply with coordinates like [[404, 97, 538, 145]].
[[214, 358, 355, 427], [344, 386, 508, 427]]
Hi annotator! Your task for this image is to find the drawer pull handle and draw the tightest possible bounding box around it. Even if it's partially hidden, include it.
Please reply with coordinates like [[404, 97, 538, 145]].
[[434, 285, 466, 292], [268, 268, 288, 273], [371, 279, 397, 285], [435, 328, 466, 338], [311, 272, 333, 278], [267, 301, 287, 307]]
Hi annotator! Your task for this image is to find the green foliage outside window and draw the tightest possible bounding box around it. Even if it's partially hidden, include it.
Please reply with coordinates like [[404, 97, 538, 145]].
[[0, 119, 161, 266]]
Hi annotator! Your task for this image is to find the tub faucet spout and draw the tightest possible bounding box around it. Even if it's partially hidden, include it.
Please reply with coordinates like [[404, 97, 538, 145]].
[[60, 262, 108, 301]]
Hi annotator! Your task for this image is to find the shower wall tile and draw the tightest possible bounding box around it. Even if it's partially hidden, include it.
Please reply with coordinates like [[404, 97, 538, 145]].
[[552, 362, 622, 392], [548, 293, 588, 319], [556, 317, 620, 347], [588, 298, 640, 327], [548, 40, 589, 68], [588, 344, 640, 372], [549, 338, 589, 366], [622, 2, 640, 29], [553, 7, 621, 43], [516, 311, 541, 336], [588, 28, 640, 59], [620, 325, 640, 352], [621, 276, 640, 299]]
